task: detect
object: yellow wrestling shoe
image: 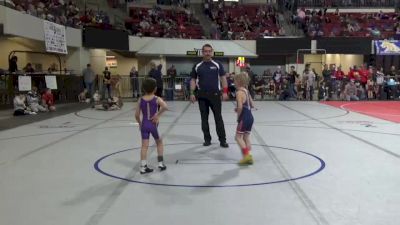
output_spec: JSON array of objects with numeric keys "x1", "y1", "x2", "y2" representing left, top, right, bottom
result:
[{"x1": 238, "y1": 154, "x2": 253, "y2": 166}]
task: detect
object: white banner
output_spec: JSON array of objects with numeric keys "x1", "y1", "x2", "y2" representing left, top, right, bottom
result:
[
  {"x1": 18, "y1": 76, "x2": 32, "y2": 91},
  {"x1": 44, "y1": 21, "x2": 67, "y2": 54},
  {"x1": 45, "y1": 76, "x2": 58, "y2": 90}
]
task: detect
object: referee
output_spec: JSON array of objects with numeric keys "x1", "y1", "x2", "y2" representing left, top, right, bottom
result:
[{"x1": 190, "y1": 44, "x2": 229, "y2": 148}]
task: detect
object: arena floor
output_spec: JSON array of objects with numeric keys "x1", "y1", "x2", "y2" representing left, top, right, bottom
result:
[{"x1": 1, "y1": 101, "x2": 400, "y2": 225}]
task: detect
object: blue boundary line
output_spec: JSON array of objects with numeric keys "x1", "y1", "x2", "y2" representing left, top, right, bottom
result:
[{"x1": 94, "y1": 143, "x2": 326, "y2": 188}]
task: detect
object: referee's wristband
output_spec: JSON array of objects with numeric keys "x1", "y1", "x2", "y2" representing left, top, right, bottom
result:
[{"x1": 223, "y1": 87, "x2": 228, "y2": 94}]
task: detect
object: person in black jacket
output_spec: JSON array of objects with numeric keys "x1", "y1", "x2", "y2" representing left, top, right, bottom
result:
[
  {"x1": 148, "y1": 62, "x2": 163, "y2": 97},
  {"x1": 8, "y1": 56, "x2": 18, "y2": 73}
]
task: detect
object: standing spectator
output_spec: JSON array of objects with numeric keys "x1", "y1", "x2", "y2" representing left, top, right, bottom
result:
[
  {"x1": 348, "y1": 65, "x2": 360, "y2": 82},
  {"x1": 245, "y1": 65, "x2": 256, "y2": 99},
  {"x1": 167, "y1": 65, "x2": 177, "y2": 89},
  {"x1": 322, "y1": 64, "x2": 332, "y2": 97},
  {"x1": 130, "y1": 66, "x2": 139, "y2": 98},
  {"x1": 148, "y1": 63, "x2": 163, "y2": 97},
  {"x1": 24, "y1": 63, "x2": 35, "y2": 73},
  {"x1": 42, "y1": 88, "x2": 56, "y2": 111},
  {"x1": 303, "y1": 67, "x2": 316, "y2": 100},
  {"x1": 272, "y1": 66, "x2": 284, "y2": 96},
  {"x1": 102, "y1": 67, "x2": 112, "y2": 99},
  {"x1": 82, "y1": 64, "x2": 95, "y2": 97},
  {"x1": 375, "y1": 67, "x2": 385, "y2": 99},
  {"x1": 358, "y1": 64, "x2": 369, "y2": 88},
  {"x1": 8, "y1": 56, "x2": 18, "y2": 73},
  {"x1": 48, "y1": 63, "x2": 57, "y2": 74},
  {"x1": 113, "y1": 74, "x2": 122, "y2": 97},
  {"x1": 389, "y1": 65, "x2": 398, "y2": 79},
  {"x1": 288, "y1": 66, "x2": 298, "y2": 98}
]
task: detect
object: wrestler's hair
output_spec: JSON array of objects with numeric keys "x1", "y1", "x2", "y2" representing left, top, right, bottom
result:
[
  {"x1": 142, "y1": 78, "x2": 157, "y2": 94},
  {"x1": 234, "y1": 72, "x2": 249, "y2": 87}
]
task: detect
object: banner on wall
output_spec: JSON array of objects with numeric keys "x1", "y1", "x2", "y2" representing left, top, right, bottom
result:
[
  {"x1": 18, "y1": 76, "x2": 31, "y2": 91},
  {"x1": 375, "y1": 40, "x2": 400, "y2": 55},
  {"x1": 45, "y1": 76, "x2": 58, "y2": 90},
  {"x1": 44, "y1": 21, "x2": 68, "y2": 54}
]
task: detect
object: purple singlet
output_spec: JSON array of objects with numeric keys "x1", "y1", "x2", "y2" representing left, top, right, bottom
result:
[{"x1": 140, "y1": 96, "x2": 160, "y2": 140}]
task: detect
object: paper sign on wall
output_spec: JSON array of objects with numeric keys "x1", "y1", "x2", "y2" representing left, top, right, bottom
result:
[
  {"x1": 18, "y1": 76, "x2": 32, "y2": 91},
  {"x1": 45, "y1": 76, "x2": 58, "y2": 90}
]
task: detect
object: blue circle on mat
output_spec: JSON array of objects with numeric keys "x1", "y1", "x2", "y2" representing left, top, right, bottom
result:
[{"x1": 94, "y1": 143, "x2": 326, "y2": 188}]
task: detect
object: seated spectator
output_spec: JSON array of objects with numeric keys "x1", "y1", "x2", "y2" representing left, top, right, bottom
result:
[
  {"x1": 356, "y1": 82, "x2": 367, "y2": 100},
  {"x1": 93, "y1": 90, "x2": 101, "y2": 104},
  {"x1": 27, "y1": 86, "x2": 48, "y2": 112},
  {"x1": 279, "y1": 79, "x2": 291, "y2": 101},
  {"x1": 344, "y1": 80, "x2": 359, "y2": 101},
  {"x1": 14, "y1": 92, "x2": 35, "y2": 116},
  {"x1": 78, "y1": 89, "x2": 89, "y2": 103},
  {"x1": 254, "y1": 75, "x2": 266, "y2": 99},
  {"x1": 318, "y1": 82, "x2": 329, "y2": 101},
  {"x1": 42, "y1": 88, "x2": 56, "y2": 111},
  {"x1": 267, "y1": 79, "x2": 275, "y2": 96}
]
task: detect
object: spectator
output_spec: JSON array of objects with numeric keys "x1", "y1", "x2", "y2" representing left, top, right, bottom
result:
[
  {"x1": 288, "y1": 65, "x2": 298, "y2": 98},
  {"x1": 344, "y1": 80, "x2": 359, "y2": 101},
  {"x1": 42, "y1": 88, "x2": 56, "y2": 111},
  {"x1": 318, "y1": 82, "x2": 329, "y2": 101},
  {"x1": 356, "y1": 82, "x2": 367, "y2": 100},
  {"x1": 82, "y1": 64, "x2": 95, "y2": 97},
  {"x1": 303, "y1": 67, "x2": 316, "y2": 100},
  {"x1": 8, "y1": 56, "x2": 18, "y2": 73},
  {"x1": 167, "y1": 65, "x2": 177, "y2": 89},
  {"x1": 359, "y1": 64, "x2": 369, "y2": 87},
  {"x1": 24, "y1": 63, "x2": 35, "y2": 73},
  {"x1": 13, "y1": 92, "x2": 35, "y2": 116},
  {"x1": 102, "y1": 67, "x2": 112, "y2": 99},
  {"x1": 113, "y1": 74, "x2": 122, "y2": 97},
  {"x1": 27, "y1": 86, "x2": 48, "y2": 112},
  {"x1": 48, "y1": 63, "x2": 57, "y2": 74},
  {"x1": 273, "y1": 66, "x2": 284, "y2": 95},
  {"x1": 279, "y1": 79, "x2": 291, "y2": 100},
  {"x1": 78, "y1": 89, "x2": 88, "y2": 103},
  {"x1": 253, "y1": 75, "x2": 266, "y2": 99},
  {"x1": 130, "y1": 66, "x2": 139, "y2": 98},
  {"x1": 148, "y1": 62, "x2": 163, "y2": 97}
]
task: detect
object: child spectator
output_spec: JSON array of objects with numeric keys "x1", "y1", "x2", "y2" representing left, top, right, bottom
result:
[
  {"x1": 42, "y1": 88, "x2": 56, "y2": 111},
  {"x1": 27, "y1": 86, "x2": 48, "y2": 112},
  {"x1": 14, "y1": 92, "x2": 35, "y2": 116}
]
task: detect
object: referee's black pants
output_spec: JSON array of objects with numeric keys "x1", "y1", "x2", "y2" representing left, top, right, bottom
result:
[{"x1": 197, "y1": 90, "x2": 226, "y2": 143}]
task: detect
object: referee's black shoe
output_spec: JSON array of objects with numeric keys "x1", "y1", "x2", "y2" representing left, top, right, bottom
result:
[
  {"x1": 220, "y1": 142, "x2": 229, "y2": 148},
  {"x1": 203, "y1": 141, "x2": 211, "y2": 146}
]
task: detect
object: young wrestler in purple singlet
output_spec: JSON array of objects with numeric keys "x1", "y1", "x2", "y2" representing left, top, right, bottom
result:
[
  {"x1": 234, "y1": 72, "x2": 255, "y2": 165},
  {"x1": 135, "y1": 78, "x2": 168, "y2": 174}
]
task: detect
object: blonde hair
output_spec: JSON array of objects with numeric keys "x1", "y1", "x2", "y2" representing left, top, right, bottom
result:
[{"x1": 234, "y1": 72, "x2": 249, "y2": 87}]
